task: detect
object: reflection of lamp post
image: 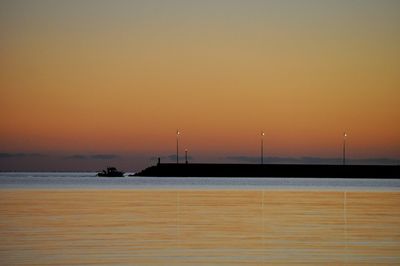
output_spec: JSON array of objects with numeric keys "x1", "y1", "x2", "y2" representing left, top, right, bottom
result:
[
  {"x1": 176, "y1": 130, "x2": 180, "y2": 164},
  {"x1": 261, "y1": 131, "x2": 265, "y2": 164},
  {"x1": 185, "y1": 149, "x2": 188, "y2": 164},
  {"x1": 343, "y1": 132, "x2": 347, "y2": 165}
]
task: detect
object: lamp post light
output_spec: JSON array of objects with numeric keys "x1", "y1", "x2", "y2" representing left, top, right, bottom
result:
[
  {"x1": 261, "y1": 131, "x2": 265, "y2": 165},
  {"x1": 176, "y1": 130, "x2": 180, "y2": 164},
  {"x1": 343, "y1": 132, "x2": 347, "y2": 165}
]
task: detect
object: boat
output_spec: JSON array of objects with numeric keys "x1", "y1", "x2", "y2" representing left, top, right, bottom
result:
[{"x1": 97, "y1": 167, "x2": 124, "y2": 177}]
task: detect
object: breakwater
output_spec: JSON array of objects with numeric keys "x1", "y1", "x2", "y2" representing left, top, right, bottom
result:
[{"x1": 135, "y1": 163, "x2": 400, "y2": 178}]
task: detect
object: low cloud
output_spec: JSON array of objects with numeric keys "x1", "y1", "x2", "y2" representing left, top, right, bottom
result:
[
  {"x1": 226, "y1": 156, "x2": 312, "y2": 164},
  {"x1": 226, "y1": 156, "x2": 262, "y2": 163},
  {"x1": 91, "y1": 154, "x2": 119, "y2": 160},
  {"x1": 64, "y1": 154, "x2": 119, "y2": 160},
  {"x1": 226, "y1": 156, "x2": 399, "y2": 165},
  {"x1": 227, "y1": 155, "x2": 341, "y2": 164},
  {"x1": 65, "y1": 154, "x2": 88, "y2": 160},
  {"x1": 0, "y1": 153, "x2": 45, "y2": 158},
  {"x1": 150, "y1": 154, "x2": 194, "y2": 163},
  {"x1": 350, "y1": 157, "x2": 400, "y2": 165}
]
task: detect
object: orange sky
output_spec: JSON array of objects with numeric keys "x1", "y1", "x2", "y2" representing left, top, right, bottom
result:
[{"x1": 1, "y1": 1, "x2": 399, "y2": 170}]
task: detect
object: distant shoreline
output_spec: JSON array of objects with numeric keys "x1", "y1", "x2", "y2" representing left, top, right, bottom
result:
[{"x1": 135, "y1": 163, "x2": 400, "y2": 179}]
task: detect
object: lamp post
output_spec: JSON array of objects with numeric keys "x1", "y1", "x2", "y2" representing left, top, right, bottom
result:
[
  {"x1": 185, "y1": 149, "x2": 188, "y2": 164},
  {"x1": 343, "y1": 132, "x2": 347, "y2": 165},
  {"x1": 176, "y1": 130, "x2": 180, "y2": 164},
  {"x1": 261, "y1": 131, "x2": 265, "y2": 164}
]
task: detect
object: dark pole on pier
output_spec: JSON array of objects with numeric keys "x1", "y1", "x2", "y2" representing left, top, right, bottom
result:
[
  {"x1": 176, "y1": 130, "x2": 180, "y2": 164},
  {"x1": 185, "y1": 149, "x2": 188, "y2": 164},
  {"x1": 261, "y1": 131, "x2": 265, "y2": 164},
  {"x1": 343, "y1": 132, "x2": 347, "y2": 165}
]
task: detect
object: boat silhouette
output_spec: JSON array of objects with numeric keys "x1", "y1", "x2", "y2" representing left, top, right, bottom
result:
[{"x1": 97, "y1": 167, "x2": 124, "y2": 177}]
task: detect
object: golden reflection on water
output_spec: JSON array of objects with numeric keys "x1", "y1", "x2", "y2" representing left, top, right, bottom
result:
[{"x1": 0, "y1": 190, "x2": 399, "y2": 265}]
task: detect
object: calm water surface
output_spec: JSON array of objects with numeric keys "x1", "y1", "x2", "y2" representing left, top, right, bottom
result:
[
  {"x1": 0, "y1": 173, "x2": 399, "y2": 265},
  {"x1": 1, "y1": 172, "x2": 400, "y2": 190}
]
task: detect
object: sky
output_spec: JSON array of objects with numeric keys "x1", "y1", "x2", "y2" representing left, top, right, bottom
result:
[{"x1": 1, "y1": 0, "x2": 399, "y2": 171}]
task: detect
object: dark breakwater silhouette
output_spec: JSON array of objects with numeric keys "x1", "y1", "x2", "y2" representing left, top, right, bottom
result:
[{"x1": 135, "y1": 163, "x2": 400, "y2": 178}]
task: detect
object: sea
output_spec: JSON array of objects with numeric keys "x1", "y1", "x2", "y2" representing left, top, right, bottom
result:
[{"x1": 1, "y1": 172, "x2": 400, "y2": 265}]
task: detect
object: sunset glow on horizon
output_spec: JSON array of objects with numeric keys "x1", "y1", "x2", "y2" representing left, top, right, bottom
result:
[{"x1": 1, "y1": 1, "x2": 399, "y2": 171}]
